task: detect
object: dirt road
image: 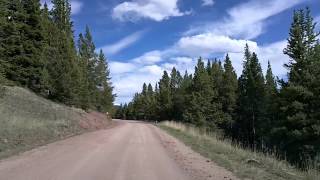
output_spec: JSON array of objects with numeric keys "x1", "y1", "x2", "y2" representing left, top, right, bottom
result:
[{"x1": 0, "y1": 120, "x2": 236, "y2": 180}]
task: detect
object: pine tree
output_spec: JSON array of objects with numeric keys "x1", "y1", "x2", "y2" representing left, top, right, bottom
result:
[
  {"x1": 0, "y1": 0, "x2": 45, "y2": 90},
  {"x1": 95, "y1": 50, "x2": 114, "y2": 112},
  {"x1": 20, "y1": 0, "x2": 45, "y2": 90},
  {"x1": 262, "y1": 61, "x2": 279, "y2": 146},
  {"x1": 78, "y1": 26, "x2": 99, "y2": 107},
  {"x1": 51, "y1": 0, "x2": 72, "y2": 35},
  {"x1": 220, "y1": 54, "x2": 238, "y2": 132},
  {"x1": 206, "y1": 60, "x2": 212, "y2": 75},
  {"x1": 45, "y1": 0, "x2": 80, "y2": 105},
  {"x1": 1, "y1": 0, "x2": 23, "y2": 83},
  {"x1": 170, "y1": 67, "x2": 183, "y2": 120},
  {"x1": 183, "y1": 57, "x2": 221, "y2": 127},
  {"x1": 236, "y1": 45, "x2": 265, "y2": 147},
  {"x1": 0, "y1": 0, "x2": 8, "y2": 83},
  {"x1": 157, "y1": 71, "x2": 172, "y2": 120},
  {"x1": 146, "y1": 83, "x2": 156, "y2": 120},
  {"x1": 142, "y1": 83, "x2": 147, "y2": 96},
  {"x1": 283, "y1": 10, "x2": 305, "y2": 84},
  {"x1": 276, "y1": 8, "x2": 320, "y2": 165}
]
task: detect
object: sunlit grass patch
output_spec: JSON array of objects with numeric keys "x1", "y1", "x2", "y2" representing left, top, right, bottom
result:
[
  {"x1": 160, "y1": 121, "x2": 319, "y2": 180},
  {"x1": 0, "y1": 86, "x2": 85, "y2": 159}
]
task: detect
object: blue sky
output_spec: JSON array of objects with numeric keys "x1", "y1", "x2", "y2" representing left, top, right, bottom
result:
[{"x1": 41, "y1": 0, "x2": 320, "y2": 104}]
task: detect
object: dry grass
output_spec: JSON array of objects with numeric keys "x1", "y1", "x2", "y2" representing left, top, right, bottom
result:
[
  {"x1": 160, "y1": 121, "x2": 319, "y2": 180},
  {"x1": 0, "y1": 86, "x2": 86, "y2": 159}
]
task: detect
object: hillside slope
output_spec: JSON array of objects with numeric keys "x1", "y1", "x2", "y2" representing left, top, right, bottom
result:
[{"x1": 0, "y1": 86, "x2": 111, "y2": 159}]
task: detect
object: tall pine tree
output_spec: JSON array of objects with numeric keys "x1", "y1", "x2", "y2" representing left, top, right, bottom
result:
[
  {"x1": 220, "y1": 54, "x2": 238, "y2": 133},
  {"x1": 276, "y1": 8, "x2": 320, "y2": 165}
]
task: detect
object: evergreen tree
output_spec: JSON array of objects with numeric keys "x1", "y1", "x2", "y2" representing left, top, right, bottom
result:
[
  {"x1": 146, "y1": 83, "x2": 156, "y2": 120},
  {"x1": 78, "y1": 26, "x2": 98, "y2": 107},
  {"x1": 262, "y1": 61, "x2": 279, "y2": 146},
  {"x1": 276, "y1": 8, "x2": 320, "y2": 165},
  {"x1": 264, "y1": 61, "x2": 278, "y2": 118},
  {"x1": 170, "y1": 67, "x2": 183, "y2": 120},
  {"x1": 157, "y1": 71, "x2": 172, "y2": 120},
  {"x1": 0, "y1": 0, "x2": 8, "y2": 82},
  {"x1": 0, "y1": 0, "x2": 45, "y2": 90},
  {"x1": 95, "y1": 50, "x2": 115, "y2": 112},
  {"x1": 220, "y1": 54, "x2": 238, "y2": 132},
  {"x1": 46, "y1": 0, "x2": 80, "y2": 105},
  {"x1": 236, "y1": 45, "x2": 266, "y2": 147},
  {"x1": 51, "y1": 0, "x2": 72, "y2": 35},
  {"x1": 184, "y1": 58, "x2": 221, "y2": 127},
  {"x1": 1, "y1": 0, "x2": 23, "y2": 83},
  {"x1": 142, "y1": 83, "x2": 147, "y2": 96}
]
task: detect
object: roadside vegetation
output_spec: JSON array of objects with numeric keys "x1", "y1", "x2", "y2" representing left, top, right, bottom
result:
[
  {"x1": 160, "y1": 121, "x2": 318, "y2": 180},
  {"x1": 116, "y1": 8, "x2": 320, "y2": 170},
  {"x1": 0, "y1": 86, "x2": 111, "y2": 159}
]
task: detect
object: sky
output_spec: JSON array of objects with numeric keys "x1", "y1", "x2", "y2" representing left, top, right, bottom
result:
[{"x1": 41, "y1": 0, "x2": 320, "y2": 104}]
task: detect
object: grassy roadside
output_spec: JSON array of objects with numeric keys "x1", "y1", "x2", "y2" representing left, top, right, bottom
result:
[
  {"x1": 159, "y1": 121, "x2": 318, "y2": 180},
  {"x1": 0, "y1": 86, "x2": 109, "y2": 159}
]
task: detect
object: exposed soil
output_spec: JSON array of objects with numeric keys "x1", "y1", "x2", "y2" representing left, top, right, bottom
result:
[{"x1": 79, "y1": 111, "x2": 114, "y2": 130}]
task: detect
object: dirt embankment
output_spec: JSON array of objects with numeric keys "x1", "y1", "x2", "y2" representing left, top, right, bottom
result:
[
  {"x1": 0, "y1": 86, "x2": 112, "y2": 159},
  {"x1": 79, "y1": 111, "x2": 114, "y2": 130}
]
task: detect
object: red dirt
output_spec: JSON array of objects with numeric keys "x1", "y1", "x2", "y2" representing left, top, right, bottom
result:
[{"x1": 79, "y1": 111, "x2": 112, "y2": 130}]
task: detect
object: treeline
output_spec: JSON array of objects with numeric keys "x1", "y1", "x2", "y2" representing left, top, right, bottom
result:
[
  {"x1": 115, "y1": 8, "x2": 320, "y2": 167},
  {"x1": 0, "y1": 0, "x2": 114, "y2": 112}
]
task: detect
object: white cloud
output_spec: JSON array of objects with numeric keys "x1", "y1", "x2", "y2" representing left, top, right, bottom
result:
[
  {"x1": 40, "y1": 0, "x2": 83, "y2": 15},
  {"x1": 111, "y1": 54, "x2": 198, "y2": 104},
  {"x1": 109, "y1": 62, "x2": 137, "y2": 74},
  {"x1": 257, "y1": 40, "x2": 288, "y2": 77},
  {"x1": 112, "y1": 0, "x2": 188, "y2": 22},
  {"x1": 164, "y1": 57, "x2": 197, "y2": 74},
  {"x1": 100, "y1": 31, "x2": 145, "y2": 55},
  {"x1": 133, "y1": 50, "x2": 164, "y2": 64},
  {"x1": 139, "y1": 65, "x2": 163, "y2": 75},
  {"x1": 187, "y1": 0, "x2": 305, "y2": 39},
  {"x1": 111, "y1": 64, "x2": 163, "y2": 104},
  {"x1": 176, "y1": 33, "x2": 258, "y2": 57},
  {"x1": 202, "y1": 0, "x2": 215, "y2": 6}
]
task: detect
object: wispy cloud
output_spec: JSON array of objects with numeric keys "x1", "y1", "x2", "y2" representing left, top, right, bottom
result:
[
  {"x1": 187, "y1": 0, "x2": 305, "y2": 39},
  {"x1": 202, "y1": 0, "x2": 215, "y2": 7},
  {"x1": 100, "y1": 30, "x2": 145, "y2": 55},
  {"x1": 112, "y1": 0, "x2": 189, "y2": 22}
]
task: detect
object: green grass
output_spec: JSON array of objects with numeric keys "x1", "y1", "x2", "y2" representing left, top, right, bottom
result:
[
  {"x1": 160, "y1": 121, "x2": 319, "y2": 180},
  {"x1": 0, "y1": 86, "x2": 87, "y2": 159}
]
